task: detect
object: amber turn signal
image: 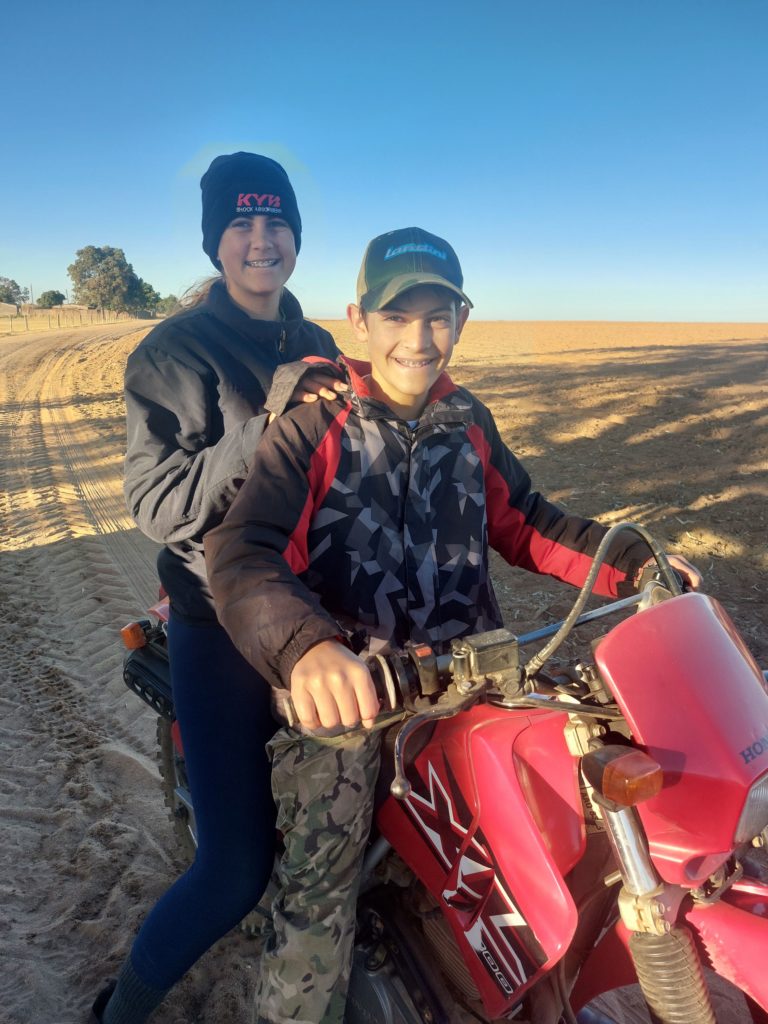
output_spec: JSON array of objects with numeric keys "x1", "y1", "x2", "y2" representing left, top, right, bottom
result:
[
  {"x1": 121, "y1": 622, "x2": 147, "y2": 650},
  {"x1": 582, "y1": 745, "x2": 663, "y2": 807},
  {"x1": 603, "y1": 751, "x2": 663, "y2": 805}
]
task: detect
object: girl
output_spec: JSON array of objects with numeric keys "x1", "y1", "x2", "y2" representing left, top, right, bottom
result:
[{"x1": 90, "y1": 152, "x2": 344, "y2": 1024}]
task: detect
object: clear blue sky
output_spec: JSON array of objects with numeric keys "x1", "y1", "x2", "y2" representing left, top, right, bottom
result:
[{"x1": 2, "y1": 0, "x2": 766, "y2": 320}]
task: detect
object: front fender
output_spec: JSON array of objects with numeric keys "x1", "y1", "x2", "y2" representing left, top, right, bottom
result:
[
  {"x1": 685, "y1": 881, "x2": 768, "y2": 1011},
  {"x1": 572, "y1": 882, "x2": 768, "y2": 1013}
]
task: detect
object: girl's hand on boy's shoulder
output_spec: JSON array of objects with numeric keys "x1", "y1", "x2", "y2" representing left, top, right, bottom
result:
[
  {"x1": 294, "y1": 373, "x2": 349, "y2": 404},
  {"x1": 290, "y1": 639, "x2": 378, "y2": 732},
  {"x1": 268, "y1": 374, "x2": 349, "y2": 424}
]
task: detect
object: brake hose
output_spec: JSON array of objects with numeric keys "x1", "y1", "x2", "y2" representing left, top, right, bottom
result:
[{"x1": 523, "y1": 521, "x2": 682, "y2": 682}]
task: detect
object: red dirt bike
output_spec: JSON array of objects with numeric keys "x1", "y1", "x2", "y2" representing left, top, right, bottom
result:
[{"x1": 121, "y1": 523, "x2": 768, "y2": 1023}]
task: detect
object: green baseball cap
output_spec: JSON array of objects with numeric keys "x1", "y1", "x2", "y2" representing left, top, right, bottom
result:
[{"x1": 356, "y1": 226, "x2": 473, "y2": 312}]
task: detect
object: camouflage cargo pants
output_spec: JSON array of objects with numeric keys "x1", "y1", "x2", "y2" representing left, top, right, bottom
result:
[{"x1": 255, "y1": 726, "x2": 382, "y2": 1024}]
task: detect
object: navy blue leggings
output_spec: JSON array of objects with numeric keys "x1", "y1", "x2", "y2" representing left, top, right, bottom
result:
[{"x1": 128, "y1": 614, "x2": 277, "y2": 990}]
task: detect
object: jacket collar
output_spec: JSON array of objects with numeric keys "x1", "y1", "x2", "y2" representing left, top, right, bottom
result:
[
  {"x1": 340, "y1": 356, "x2": 470, "y2": 424},
  {"x1": 205, "y1": 279, "x2": 307, "y2": 352}
]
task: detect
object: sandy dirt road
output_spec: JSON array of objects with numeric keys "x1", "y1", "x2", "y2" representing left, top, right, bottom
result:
[
  {"x1": 0, "y1": 319, "x2": 766, "y2": 1022},
  {"x1": 0, "y1": 323, "x2": 255, "y2": 1023}
]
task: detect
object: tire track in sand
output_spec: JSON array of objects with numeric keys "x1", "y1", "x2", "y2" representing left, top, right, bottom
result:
[
  {"x1": 0, "y1": 327, "x2": 159, "y2": 732},
  {"x1": 0, "y1": 324, "x2": 190, "y2": 1023}
]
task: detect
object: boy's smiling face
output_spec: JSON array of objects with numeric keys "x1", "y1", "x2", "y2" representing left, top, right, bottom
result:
[{"x1": 347, "y1": 285, "x2": 469, "y2": 420}]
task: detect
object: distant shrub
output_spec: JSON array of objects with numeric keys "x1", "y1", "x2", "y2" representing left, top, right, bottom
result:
[{"x1": 38, "y1": 290, "x2": 66, "y2": 308}]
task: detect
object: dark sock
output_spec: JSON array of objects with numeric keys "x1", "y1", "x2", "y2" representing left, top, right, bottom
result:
[{"x1": 101, "y1": 957, "x2": 169, "y2": 1024}]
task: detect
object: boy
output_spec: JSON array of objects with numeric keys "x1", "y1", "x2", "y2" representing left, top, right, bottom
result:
[{"x1": 204, "y1": 227, "x2": 698, "y2": 1023}]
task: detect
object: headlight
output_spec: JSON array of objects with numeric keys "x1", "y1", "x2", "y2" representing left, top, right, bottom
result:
[{"x1": 735, "y1": 773, "x2": 768, "y2": 844}]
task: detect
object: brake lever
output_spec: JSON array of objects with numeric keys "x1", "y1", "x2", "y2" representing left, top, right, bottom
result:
[{"x1": 390, "y1": 680, "x2": 490, "y2": 799}]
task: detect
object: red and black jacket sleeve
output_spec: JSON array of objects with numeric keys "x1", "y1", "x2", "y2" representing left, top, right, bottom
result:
[
  {"x1": 467, "y1": 398, "x2": 648, "y2": 596},
  {"x1": 204, "y1": 400, "x2": 349, "y2": 689}
]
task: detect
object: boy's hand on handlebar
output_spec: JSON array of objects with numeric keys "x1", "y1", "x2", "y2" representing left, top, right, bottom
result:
[
  {"x1": 640, "y1": 554, "x2": 702, "y2": 592},
  {"x1": 289, "y1": 639, "x2": 379, "y2": 731},
  {"x1": 666, "y1": 555, "x2": 702, "y2": 590}
]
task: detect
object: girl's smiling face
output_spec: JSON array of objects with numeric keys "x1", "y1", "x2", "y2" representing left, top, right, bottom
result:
[{"x1": 217, "y1": 215, "x2": 297, "y2": 318}]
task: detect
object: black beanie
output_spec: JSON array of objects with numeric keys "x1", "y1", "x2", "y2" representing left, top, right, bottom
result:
[{"x1": 200, "y1": 152, "x2": 302, "y2": 266}]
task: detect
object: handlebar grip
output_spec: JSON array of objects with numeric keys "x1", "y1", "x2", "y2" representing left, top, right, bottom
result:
[
  {"x1": 274, "y1": 645, "x2": 408, "y2": 730},
  {"x1": 639, "y1": 565, "x2": 686, "y2": 593}
]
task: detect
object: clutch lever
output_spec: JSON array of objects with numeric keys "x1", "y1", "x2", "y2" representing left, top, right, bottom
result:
[{"x1": 390, "y1": 679, "x2": 490, "y2": 799}]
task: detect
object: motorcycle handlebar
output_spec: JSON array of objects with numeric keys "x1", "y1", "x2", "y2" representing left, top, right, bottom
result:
[
  {"x1": 282, "y1": 524, "x2": 672, "y2": 734},
  {"x1": 310, "y1": 540, "x2": 681, "y2": 743},
  {"x1": 282, "y1": 524, "x2": 681, "y2": 797},
  {"x1": 364, "y1": 584, "x2": 649, "y2": 716},
  {"x1": 366, "y1": 522, "x2": 675, "y2": 712}
]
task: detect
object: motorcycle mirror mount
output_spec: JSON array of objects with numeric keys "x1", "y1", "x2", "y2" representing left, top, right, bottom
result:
[{"x1": 582, "y1": 744, "x2": 663, "y2": 808}]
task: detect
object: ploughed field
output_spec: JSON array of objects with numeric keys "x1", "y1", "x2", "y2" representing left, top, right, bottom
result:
[{"x1": 0, "y1": 319, "x2": 765, "y2": 1022}]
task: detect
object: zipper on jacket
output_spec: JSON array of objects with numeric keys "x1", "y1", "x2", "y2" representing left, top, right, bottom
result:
[{"x1": 278, "y1": 329, "x2": 286, "y2": 354}]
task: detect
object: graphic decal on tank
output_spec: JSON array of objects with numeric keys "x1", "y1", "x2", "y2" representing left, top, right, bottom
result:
[{"x1": 405, "y1": 758, "x2": 544, "y2": 996}]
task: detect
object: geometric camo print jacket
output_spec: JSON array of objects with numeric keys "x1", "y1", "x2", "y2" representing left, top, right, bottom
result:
[{"x1": 205, "y1": 357, "x2": 648, "y2": 691}]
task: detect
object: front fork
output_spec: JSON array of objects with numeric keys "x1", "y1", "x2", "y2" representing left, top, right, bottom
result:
[{"x1": 598, "y1": 800, "x2": 716, "y2": 1024}]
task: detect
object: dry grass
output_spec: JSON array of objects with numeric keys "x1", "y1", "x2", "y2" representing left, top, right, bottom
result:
[
  {"x1": 313, "y1": 318, "x2": 768, "y2": 361},
  {"x1": 0, "y1": 308, "x2": 142, "y2": 336}
]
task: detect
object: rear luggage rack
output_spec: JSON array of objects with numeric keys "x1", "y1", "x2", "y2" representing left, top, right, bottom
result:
[{"x1": 123, "y1": 640, "x2": 174, "y2": 720}]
